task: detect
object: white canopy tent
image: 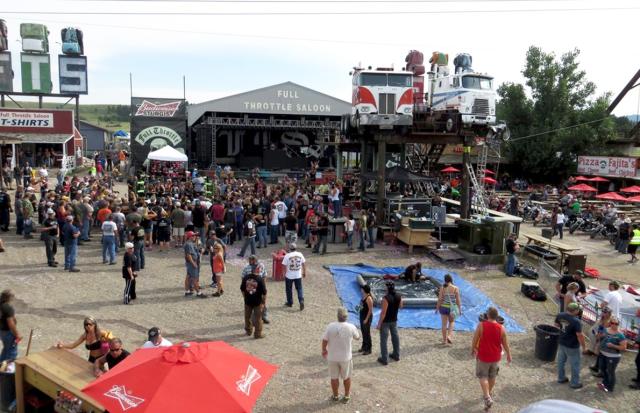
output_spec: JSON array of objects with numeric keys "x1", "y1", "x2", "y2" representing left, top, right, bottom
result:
[{"x1": 146, "y1": 146, "x2": 188, "y2": 162}]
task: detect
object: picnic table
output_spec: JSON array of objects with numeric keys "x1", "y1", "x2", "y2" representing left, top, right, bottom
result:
[{"x1": 520, "y1": 232, "x2": 581, "y2": 272}]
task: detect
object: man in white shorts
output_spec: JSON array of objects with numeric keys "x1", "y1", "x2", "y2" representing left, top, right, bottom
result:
[{"x1": 321, "y1": 307, "x2": 360, "y2": 404}]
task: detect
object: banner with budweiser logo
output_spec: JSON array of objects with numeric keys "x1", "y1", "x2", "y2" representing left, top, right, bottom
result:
[
  {"x1": 131, "y1": 97, "x2": 186, "y2": 119},
  {"x1": 130, "y1": 97, "x2": 187, "y2": 167}
]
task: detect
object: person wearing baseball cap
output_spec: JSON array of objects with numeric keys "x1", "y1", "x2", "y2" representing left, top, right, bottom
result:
[
  {"x1": 41, "y1": 208, "x2": 59, "y2": 267},
  {"x1": 142, "y1": 327, "x2": 172, "y2": 348},
  {"x1": 62, "y1": 214, "x2": 81, "y2": 272},
  {"x1": 183, "y1": 231, "x2": 206, "y2": 298},
  {"x1": 554, "y1": 302, "x2": 586, "y2": 389}
]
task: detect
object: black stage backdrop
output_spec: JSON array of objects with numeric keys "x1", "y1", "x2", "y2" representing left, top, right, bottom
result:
[{"x1": 130, "y1": 97, "x2": 187, "y2": 167}]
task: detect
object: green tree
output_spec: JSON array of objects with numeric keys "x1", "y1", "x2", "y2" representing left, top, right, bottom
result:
[{"x1": 498, "y1": 46, "x2": 616, "y2": 181}]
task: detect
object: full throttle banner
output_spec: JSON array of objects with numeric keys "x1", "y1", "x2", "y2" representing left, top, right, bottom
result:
[{"x1": 130, "y1": 97, "x2": 186, "y2": 167}]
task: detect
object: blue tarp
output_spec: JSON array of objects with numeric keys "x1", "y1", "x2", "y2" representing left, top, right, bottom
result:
[{"x1": 327, "y1": 264, "x2": 524, "y2": 333}]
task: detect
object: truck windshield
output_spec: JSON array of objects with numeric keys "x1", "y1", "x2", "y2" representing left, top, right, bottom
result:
[
  {"x1": 461, "y1": 76, "x2": 493, "y2": 90},
  {"x1": 360, "y1": 73, "x2": 387, "y2": 87},
  {"x1": 388, "y1": 74, "x2": 412, "y2": 87}
]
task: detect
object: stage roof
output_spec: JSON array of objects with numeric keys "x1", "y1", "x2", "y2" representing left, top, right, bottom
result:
[{"x1": 187, "y1": 81, "x2": 351, "y2": 126}]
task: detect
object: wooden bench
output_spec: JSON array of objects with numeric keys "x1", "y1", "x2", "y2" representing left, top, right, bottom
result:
[{"x1": 520, "y1": 232, "x2": 581, "y2": 271}]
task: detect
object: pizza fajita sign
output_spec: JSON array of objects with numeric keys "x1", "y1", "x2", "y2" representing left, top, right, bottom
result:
[{"x1": 577, "y1": 156, "x2": 638, "y2": 178}]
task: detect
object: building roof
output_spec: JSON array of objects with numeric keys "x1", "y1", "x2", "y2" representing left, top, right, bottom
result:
[
  {"x1": 0, "y1": 132, "x2": 73, "y2": 144},
  {"x1": 187, "y1": 81, "x2": 351, "y2": 126},
  {"x1": 79, "y1": 120, "x2": 111, "y2": 133}
]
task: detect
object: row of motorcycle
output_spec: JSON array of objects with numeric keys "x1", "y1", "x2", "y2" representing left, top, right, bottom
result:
[{"x1": 522, "y1": 201, "x2": 618, "y2": 243}]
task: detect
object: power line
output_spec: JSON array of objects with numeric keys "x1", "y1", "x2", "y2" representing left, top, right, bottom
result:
[
  {"x1": 80, "y1": 0, "x2": 583, "y2": 2},
  {"x1": 3, "y1": 6, "x2": 639, "y2": 16},
  {"x1": 508, "y1": 117, "x2": 612, "y2": 142},
  {"x1": 8, "y1": 17, "x2": 418, "y2": 47}
]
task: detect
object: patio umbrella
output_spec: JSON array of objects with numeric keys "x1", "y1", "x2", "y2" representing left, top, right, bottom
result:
[
  {"x1": 83, "y1": 341, "x2": 278, "y2": 413},
  {"x1": 595, "y1": 192, "x2": 627, "y2": 202},
  {"x1": 587, "y1": 176, "x2": 609, "y2": 182},
  {"x1": 483, "y1": 177, "x2": 497, "y2": 185},
  {"x1": 483, "y1": 169, "x2": 496, "y2": 175},
  {"x1": 626, "y1": 195, "x2": 640, "y2": 203},
  {"x1": 441, "y1": 166, "x2": 460, "y2": 173},
  {"x1": 567, "y1": 183, "x2": 597, "y2": 192},
  {"x1": 620, "y1": 185, "x2": 640, "y2": 194},
  {"x1": 573, "y1": 176, "x2": 589, "y2": 181}
]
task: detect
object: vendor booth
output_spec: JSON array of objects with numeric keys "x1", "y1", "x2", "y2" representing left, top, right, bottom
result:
[
  {"x1": 14, "y1": 348, "x2": 106, "y2": 413},
  {"x1": 0, "y1": 109, "x2": 84, "y2": 169}
]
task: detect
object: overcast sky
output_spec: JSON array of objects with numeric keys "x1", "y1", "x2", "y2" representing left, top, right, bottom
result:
[{"x1": 3, "y1": 0, "x2": 640, "y2": 117}]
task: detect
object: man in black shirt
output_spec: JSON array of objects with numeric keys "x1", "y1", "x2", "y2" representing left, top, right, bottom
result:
[
  {"x1": 554, "y1": 302, "x2": 586, "y2": 389},
  {"x1": 0, "y1": 290, "x2": 21, "y2": 362},
  {"x1": 296, "y1": 197, "x2": 308, "y2": 238},
  {"x1": 555, "y1": 271, "x2": 587, "y2": 312},
  {"x1": 192, "y1": 200, "x2": 207, "y2": 246},
  {"x1": 0, "y1": 189, "x2": 11, "y2": 232},
  {"x1": 41, "y1": 209, "x2": 59, "y2": 267},
  {"x1": 284, "y1": 210, "x2": 298, "y2": 248},
  {"x1": 313, "y1": 213, "x2": 329, "y2": 255},
  {"x1": 94, "y1": 338, "x2": 130, "y2": 377},
  {"x1": 377, "y1": 281, "x2": 402, "y2": 365},
  {"x1": 504, "y1": 234, "x2": 519, "y2": 277},
  {"x1": 240, "y1": 265, "x2": 267, "y2": 339}
]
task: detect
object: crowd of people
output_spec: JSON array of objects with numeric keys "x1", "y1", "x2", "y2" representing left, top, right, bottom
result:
[{"x1": 0, "y1": 158, "x2": 639, "y2": 412}]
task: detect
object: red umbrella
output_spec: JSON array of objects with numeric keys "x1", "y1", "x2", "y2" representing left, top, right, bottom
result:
[
  {"x1": 573, "y1": 176, "x2": 589, "y2": 181},
  {"x1": 568, "y1": 183, "x2": 597, "y2": 192},
  {"x1": 483, "y1": 177, "x2": 497, "y2": 185},
  {"x1": 595, "y1": 192, "x2": 627, "y2": 202},
  {"x1": 620, "y1": 185, "x2": 640, "y2": 194},
  {"x1": 483, "y1": 169, "x2": 496, "y2": 175},
  {"x1": 83, "y1": 342, "x2": 278, "y2": 413},
  {"x1": 587, "y1": 176, "x2": 609, "y2": 182},
  {"x1": 626, "y1": 195, "x2": 640, "y2": 203},
  {"x1": 441, "y1": 166, "x2": 460, "y2": 173}
]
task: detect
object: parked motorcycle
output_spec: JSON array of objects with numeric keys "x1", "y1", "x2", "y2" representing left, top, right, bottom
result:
[
  {"x1": 590, "y1": 219, "x2": 618, "y2": 243},
  {"x1": 569, "y1": 216, "x2": 598, "y2": 234}
]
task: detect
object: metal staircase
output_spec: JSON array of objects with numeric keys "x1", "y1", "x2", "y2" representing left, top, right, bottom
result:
[{"x1": 465, "y1": 161, "x2": 487, "y2": 216}]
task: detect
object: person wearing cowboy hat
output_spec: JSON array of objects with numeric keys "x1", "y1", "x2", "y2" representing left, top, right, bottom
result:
[{"x1": 41, "y1": 209, "x2": 59, "y2": 267}]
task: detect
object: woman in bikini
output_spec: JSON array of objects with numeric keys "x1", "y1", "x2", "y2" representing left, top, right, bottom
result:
[
  {"x1": 436, "y1": 274, "x2": 462, "y2": 345},
  {"x1": 55, "y1": 317, "x2": 107, "y2": 362}
]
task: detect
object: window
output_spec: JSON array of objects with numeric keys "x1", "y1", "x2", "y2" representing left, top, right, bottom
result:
[
  {"x1": 461, "y1": 76, "x2": 493, "y2": 90},
  {"x1": 387, "y1": 74, "x2": 412, "y2": 87},
  {"x1": 453, "y1": 78, "x2": 460, "y2": 87},
  {"x1": 359, "y1": 73, "x2": 387, "y2": 87}
]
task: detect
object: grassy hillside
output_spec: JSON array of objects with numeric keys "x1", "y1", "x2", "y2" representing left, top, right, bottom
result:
[{"x1": 0, "y1": 101, "x2": 130, "y2": 132}]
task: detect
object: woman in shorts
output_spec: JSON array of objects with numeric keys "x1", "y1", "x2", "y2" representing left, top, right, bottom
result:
[{"x1": 436, "y1": 274, "x2": 462, "y2": 345}]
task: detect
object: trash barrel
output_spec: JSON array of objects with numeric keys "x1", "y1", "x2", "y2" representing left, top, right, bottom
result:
[
  {"x1": 534, "y1": 324, "x2": 560, "y2": 362},
  {"x1": 0, "y1": 371, "x2": 15, "y2": 411},
  {"x1": 271, "y1": 249, "x2": 287, "y2": 281}
]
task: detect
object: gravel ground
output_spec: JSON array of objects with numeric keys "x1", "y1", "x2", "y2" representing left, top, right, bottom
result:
[{"x1": 1, "y1": 202, "x2": 639, "y2": 412}]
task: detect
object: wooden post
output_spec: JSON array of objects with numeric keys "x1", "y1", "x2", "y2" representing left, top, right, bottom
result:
[
  {"x1": 359, "y1": 140, "x2": 367, "y2": 200},
  {"x1": 376, "y1": 137, "x2": 386, "y2": 224},
  {"x1": 461, "y1": 145, "x2": 471, "y2": 219}
]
